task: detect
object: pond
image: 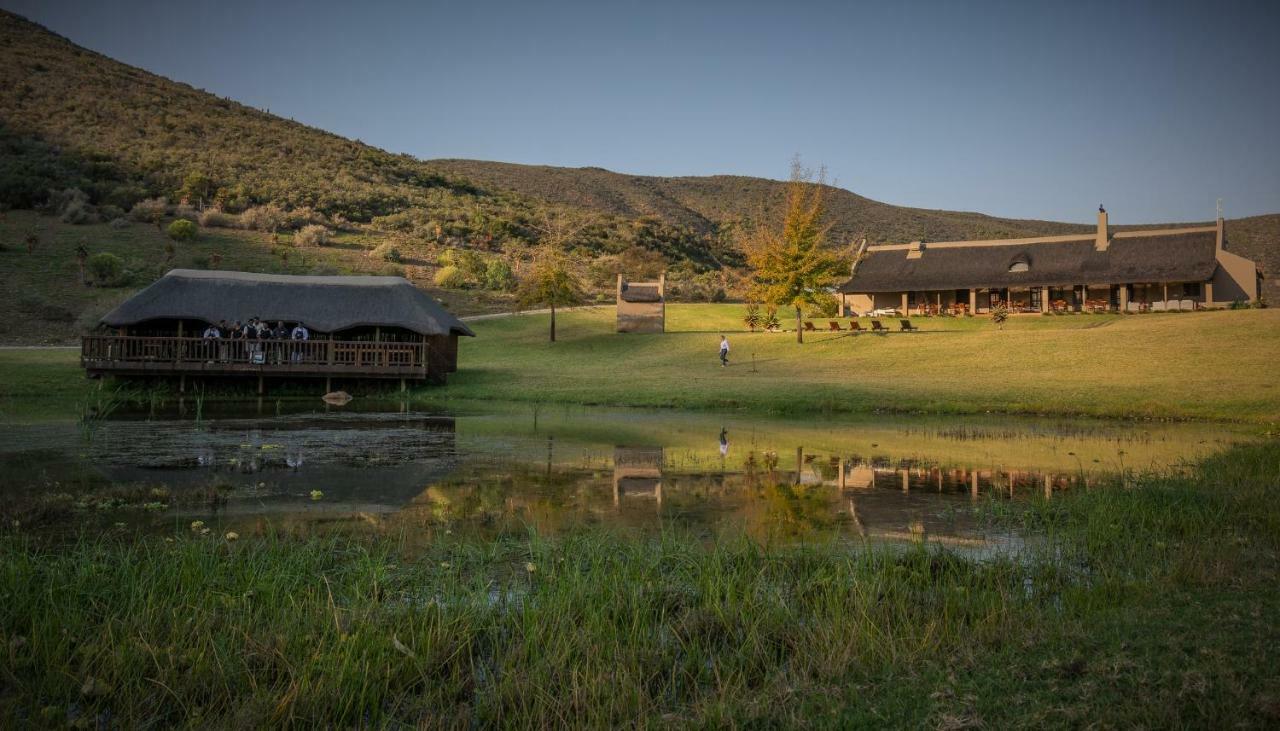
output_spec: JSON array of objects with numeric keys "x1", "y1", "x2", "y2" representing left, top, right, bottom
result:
[{"x1": 0, "y1": 399, "x2": 1258, "y2": 554}]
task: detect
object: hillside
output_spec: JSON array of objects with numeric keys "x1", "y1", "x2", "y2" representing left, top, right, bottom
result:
[{"x1": 0, "y1": 7, "x2": 1273, "y2": 320}]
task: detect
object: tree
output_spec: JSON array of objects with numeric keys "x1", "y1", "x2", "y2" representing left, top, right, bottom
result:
[
  {"x1": 740, "y1": 159, "x2": 849, "y2": 343},
  {"x1": 167, "y1": 219, "x2": 197, "y2": 241},
  {"x1": 180, "y1": 171, "x2": 215, "y2": 209},
  {"x1": 75, "y1": 242, "x2": 88, "y2": 285},
  {"x1": 991, "y1": 303, "x2": 1009, "y2": 330},
  {"x1": 517, "y1": 246, "x2": 585, "y2": 342}
]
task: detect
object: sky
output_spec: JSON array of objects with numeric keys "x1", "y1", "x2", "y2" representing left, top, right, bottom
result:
[{"x1": 5, "y1": 0, "x2": 1279, "y2": 223}]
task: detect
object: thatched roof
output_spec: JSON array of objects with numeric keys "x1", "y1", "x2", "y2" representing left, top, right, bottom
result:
[
  {"x1": 101, "y1": 270, "x2": 475, "y2": 336},
  {"x1": 620, "y1": 283, "x2": 662, "y2": 303},
  {"x1": 839, "y1": 230, "x2": 1220, "y2": 293}
]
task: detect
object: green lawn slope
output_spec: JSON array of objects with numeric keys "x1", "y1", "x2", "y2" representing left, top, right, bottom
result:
[{"x1": 441, "y1": 305, "x2": 1280, "y2": 423}]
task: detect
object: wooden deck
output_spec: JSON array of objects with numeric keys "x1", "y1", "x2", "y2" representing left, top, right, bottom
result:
[{"x1": 81, "y1": 336, "x2": 432, "y2": 381}]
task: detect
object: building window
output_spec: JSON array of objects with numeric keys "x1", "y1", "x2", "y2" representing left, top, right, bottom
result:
[
  {"x1": 1009, "y1": 261, "x2": 1029, "y2": 273},
  {"x1": 1183, "y1": 282, "x2": 1201, "y2": 297},
  {"x1": 907, "y1": 291, "x2": 917, "y2": 307},
  {"x1": 1030, "y1": 288, "x2": 1042, "y2": 309}
]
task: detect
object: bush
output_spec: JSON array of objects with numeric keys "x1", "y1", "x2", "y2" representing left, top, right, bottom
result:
[
  {"x1": 87, "y1": 252, "x2": 127, "y2": 287},
  {"x1": 167, "y1": 219, "x2": 197, "y2": 241},
  {"x1": 433, "y1": 265, "x2": 466, "y2": 288},
  {"x1": 47, "y1": 188, "x2": 98, "y2": 224},
  {"x1": 172, "y1": 204, "x2": 199, "y2": 223},
  {"x1": 371, "y1": 242, "x2": 402, "y2": 262},
  {"x1": 240, "y1": 204, "x2": 285, "y2": 233},
  {"x1": 198, "y1": 208, "x2": 239, "y2": 228},
  {"x1": 743, "y1": 303, "x2": 762, "y2": 331},
  {"x1": 129, "y1": 197, "x2": 169, "y2": 223},
  {"x1": 295, "y1": 224, "x2": 330, "y2": 247},
  {"x1": 453, "y1": 249, "x2": 488, "y2": 282},
  {"x1": 109, "y1": 216, "x2": 129, "y2": 229},
  {"x1": 484, "y1": 259, "x2": 517, "y2": 291}
]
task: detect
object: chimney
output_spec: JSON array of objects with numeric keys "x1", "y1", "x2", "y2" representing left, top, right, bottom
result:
[
  {"x1": 1095, "y1": 205, "x2": 1110, "y2": 251},
  {"x1": 1215, "y1": 213, "x2": 1225, "y2": 252}
]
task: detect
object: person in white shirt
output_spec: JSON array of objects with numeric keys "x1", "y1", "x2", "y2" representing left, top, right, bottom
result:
[
  {"x1": 289, "y1": 324, "x2": 309, "y2": 362},
  {"x1": 718, "y1": 335, "x2": 729, "y2": 367}
]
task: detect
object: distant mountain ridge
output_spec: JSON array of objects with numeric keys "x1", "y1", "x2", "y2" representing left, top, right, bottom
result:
[{"x1": 1, "y1": 8, "x2": 1273, "y2": 298}]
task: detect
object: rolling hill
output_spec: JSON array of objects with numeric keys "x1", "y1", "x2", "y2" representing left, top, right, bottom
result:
[{"x1": 0, "y1": 7, "x2": 1274, "y2": 315}]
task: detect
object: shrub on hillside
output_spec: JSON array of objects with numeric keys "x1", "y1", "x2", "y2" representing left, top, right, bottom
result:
[
  {"x1": 87, "y1": 252, "x2": 127, "y2": 287},
  {"x1": 282, "y1": 207, "x2": 326, "y2": 231},
  {"x1": 109, "y1": 217, "x2": 130, "y2": 229},
  {"x1": 197, "y1": 208, "x2": 239, "y2": 228},
  {"x1": 47, "y1": 188, "x2": 98, "y2": 224},
  {"x1": 167, "y1": 219, "x2": 197, "y2": 241},
  {"x1": 295, "y1": 224, "x2": 330, "y2": 247},
  {"x1": 129, "y1": 197, "x2": 169, "y2": 223},
  {"x1": 172, "y1": 204, "x2": 199, "y2": 223},
  {"x1": 433, "y1": 265, "x2": 465, "y2": 288},
  {"x1": 240, "y1": 204, "x2": 285, "y2": 233},
  {"x1": 371, "y1": 242, "x2": 402, "y2": 263},
  {"x1": 452, "y1": 249, "x2": 488, "y2": 282},
  {"x1": 484, "y1": 259, "x2": 517, "y2": 291}
]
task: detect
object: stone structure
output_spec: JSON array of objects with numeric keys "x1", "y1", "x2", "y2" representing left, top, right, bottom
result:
[{"x1": 616, "y1": 273, "x2": 666, "y2": 333}]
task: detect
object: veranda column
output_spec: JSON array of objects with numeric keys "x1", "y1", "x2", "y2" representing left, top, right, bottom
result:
[
  {"x1": 1040, "y1": 287, "x2": 1048, "y2": 313},
  {"x1": 901, "y1": 292, "x2": 908, "y2": 314},
  {"x1": 1119, "y1": 283, "x2": 1129, "y2": 312},
  {"x1": 968, "y1": 288, "x2": 976, "y2": 314}
]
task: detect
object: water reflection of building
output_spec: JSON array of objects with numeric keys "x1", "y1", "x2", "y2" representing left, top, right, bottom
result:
[{"x1": 613, "y1": 446, "x2": 664, "y2": 507}]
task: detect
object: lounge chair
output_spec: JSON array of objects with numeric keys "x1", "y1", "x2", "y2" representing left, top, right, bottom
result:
[
  {"x1": 828, "y1": 321, "x2": 843, "y2": 331},
  {"x1": 871, "y1": 320, "x2": 888, "y2": 333},
  {"x1": 849, "y1": 321, "x2": 864, "y2": 333},
  {"x1": 899, "y1": 319, "x2": 919, "y2": 332},
  {"x1": 803, "y1": 321, "x2": 818, "y2": 332}
]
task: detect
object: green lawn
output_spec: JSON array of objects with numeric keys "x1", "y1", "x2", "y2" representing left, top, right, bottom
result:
[{"x1": 441, "y1": 304, "x2": 1280, "y2": 422}]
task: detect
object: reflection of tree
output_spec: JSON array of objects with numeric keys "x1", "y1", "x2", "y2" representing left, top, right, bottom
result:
[{"x1": 741, "y1": 475, "x2": 840, "y2": 540}]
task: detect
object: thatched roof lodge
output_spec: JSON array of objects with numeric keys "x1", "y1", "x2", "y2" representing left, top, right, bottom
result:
[
  {"x1": 83, "y1": 270, "x2": 474, "y2": 389},
  {"x1": 839, "y1": 210, "x2": 1263, "y2": 315}
]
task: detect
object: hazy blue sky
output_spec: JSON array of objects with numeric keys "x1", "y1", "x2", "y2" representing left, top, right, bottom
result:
[{"x1": 6, "y1": 0, "x2": 1278, "y2": 223}]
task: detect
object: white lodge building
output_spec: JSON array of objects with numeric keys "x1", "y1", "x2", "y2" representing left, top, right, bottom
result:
[{"x1": 838, "y1": 210, "x2": 1262, "y2": 316}]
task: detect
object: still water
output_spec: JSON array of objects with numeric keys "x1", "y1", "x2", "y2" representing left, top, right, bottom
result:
[{"x1": 0, "y1": 400, "x2": 1256, "y2": 552}]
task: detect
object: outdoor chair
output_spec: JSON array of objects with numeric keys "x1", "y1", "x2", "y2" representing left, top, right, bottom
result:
[
  {"x1": 899, "y1": 319, "x2": 919, "y2": 332},
  {"x1": 803, "y1": 321, "x2": 818, "y2": 332},
  {"x1": 871, "y1": 320, "x2": 888, "y2": 333},
  {"x1": 828, "y1": 321, "x2": 843, "y2": 331},
  {"x1": 849, "y1": 321, "x2": 864, "y2": 333}
]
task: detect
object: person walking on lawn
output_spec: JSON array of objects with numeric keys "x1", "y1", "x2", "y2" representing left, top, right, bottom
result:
[{"x1": 719, "y1": 335, "x2": 730, "y2": 367}]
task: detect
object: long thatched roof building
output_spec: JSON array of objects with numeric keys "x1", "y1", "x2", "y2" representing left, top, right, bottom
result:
[{"x1": 839, "y1": 210, "x2": 1262, "y2": 315}]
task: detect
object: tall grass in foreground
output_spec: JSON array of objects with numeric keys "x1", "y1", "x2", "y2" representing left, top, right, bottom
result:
[{"x1": 1, "y1": 442, "x2": 1277, "y2": 727}]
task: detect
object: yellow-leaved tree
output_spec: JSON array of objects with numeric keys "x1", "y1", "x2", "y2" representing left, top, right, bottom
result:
[{"x1": 741, "y1": 159, "x2": 849, "y2": 343}]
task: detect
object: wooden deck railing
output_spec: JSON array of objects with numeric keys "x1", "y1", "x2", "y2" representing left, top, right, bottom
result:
[{"x1": 81, "y1": 335, "x2": 430, "y2": 378}]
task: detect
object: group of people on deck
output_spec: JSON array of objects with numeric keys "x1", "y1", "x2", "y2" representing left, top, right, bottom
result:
[{"x1": 200, "y1": 318, "x2": 311, "y2": 363}]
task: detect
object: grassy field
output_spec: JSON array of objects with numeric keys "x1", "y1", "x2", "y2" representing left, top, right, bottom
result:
[
  {"x1": 438, "y1": 304, "x2": 1280, "y2": 423},
  {"x1": 2, "y1": 441, "x2": 1277, "y2": 727},
  {"x1": 2, "y1": 303, "x2": 1278, "y2": 423}
]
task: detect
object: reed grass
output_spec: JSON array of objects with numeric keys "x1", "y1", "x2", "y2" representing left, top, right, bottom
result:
[{"x1": 1, "y1": 441, "x2": 1277, "y2": 727}]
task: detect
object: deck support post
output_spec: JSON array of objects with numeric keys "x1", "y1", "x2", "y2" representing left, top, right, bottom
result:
[
  {"x1": 325, "y1": 376, "x2": 331, "y2": 393},
  {"x1": 901, "y1": 469, "x2": 909, "y2": 493},
  {"x1": 400, "y1": 377, "x2": 406, "y2": 393},
  {"x1": 179, "y1": 374, "x2": 186, "y2": 393},
  {"x1": 257, "y1": 374, "x2": 264, "y2": 395},
  {"x1": 838, "y1": 459, "x2": 846, "y2": 490}
]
